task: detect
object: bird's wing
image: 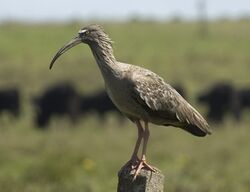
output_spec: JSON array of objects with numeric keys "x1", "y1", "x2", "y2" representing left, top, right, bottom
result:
[{"x1": 131, "y1": 69, "x2": 211, "y2": 136}]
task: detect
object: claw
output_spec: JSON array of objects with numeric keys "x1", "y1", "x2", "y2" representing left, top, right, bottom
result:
[
  {"x1": 132, "y1": 160, "x2": 155, "y2": 181},
  {"x1": 118, "y1": 156, "x2": 140, "y2": 176}
]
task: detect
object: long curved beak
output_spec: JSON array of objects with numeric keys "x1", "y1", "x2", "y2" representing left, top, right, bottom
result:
[{"x1": 49, "y1": 36, "x2": 82, "y2": 69}]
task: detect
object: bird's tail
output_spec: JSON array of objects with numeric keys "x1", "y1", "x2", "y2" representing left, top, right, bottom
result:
[
  {"x1": 182, "y1": 123, "x2": 210, "y2": 137},
  {"x1": 175, "y1": 98, "x2": 212, "y2": 137}
]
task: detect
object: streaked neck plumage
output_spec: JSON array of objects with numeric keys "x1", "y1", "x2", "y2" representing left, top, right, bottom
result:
[{"x1": 87, "y1": 35, "x2": 120, "y2": 78}]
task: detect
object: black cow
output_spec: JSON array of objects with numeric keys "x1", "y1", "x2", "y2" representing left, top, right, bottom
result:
[
  {"x1": 173, "y1": 84, "x2": 187, "y2": 100},
  {"x1": 80, "y1": 90, "x2": 124, "y2": 121},
  {"x1": 0, "y1": 88, "x2": 20, "y2": 117},
  {"x1": 197, "y1": 83, "x2": 237, "y2": 123},
  {"x1": 233, "y1": 88, "x2": 250, "y2": 120},
  {"x1": 34, "y1": 83, "x2": 80, "y2": 128}
]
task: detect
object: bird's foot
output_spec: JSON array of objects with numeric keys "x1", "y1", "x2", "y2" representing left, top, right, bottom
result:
[
  {"x1": 133, "y1": 159, "x2": 155, "y2": 181},
  {"x1": 118, "y1": 156, "x2": 140, "y2": 175},
  {"x1": 119, "y1": 156, "x2": 155, "y2": 181}
]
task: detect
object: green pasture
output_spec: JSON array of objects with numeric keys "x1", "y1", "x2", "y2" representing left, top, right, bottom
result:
[{"x1": 0, "y1": 21, "x2": 249, "y2": 191}]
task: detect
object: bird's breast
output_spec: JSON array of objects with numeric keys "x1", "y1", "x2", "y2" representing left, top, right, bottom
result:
[{"x1": 104, "y1": 77, "x2": 148, "y2": 120}]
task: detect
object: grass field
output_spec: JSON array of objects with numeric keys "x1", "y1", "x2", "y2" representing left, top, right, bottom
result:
[{"x1": 0, "y1": 21, "x2": 250, "y2": 191}]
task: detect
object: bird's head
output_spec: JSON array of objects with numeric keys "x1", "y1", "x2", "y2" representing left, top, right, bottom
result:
[{"x1": 49, "y1": 24, "x2": 111, "y2": 69}]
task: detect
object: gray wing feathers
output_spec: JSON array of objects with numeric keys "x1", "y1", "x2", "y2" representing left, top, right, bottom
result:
[
  {"x1": 133, "y1": 70, "x2": 211, "y2": 135},
  {"x1": 175, "y1": 97, "x2": 211, "y2": 135}
]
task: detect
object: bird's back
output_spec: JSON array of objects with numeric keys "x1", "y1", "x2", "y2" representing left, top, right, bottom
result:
[{"x1": 106, "y1": 63, "x2": 211, "y2": 137}]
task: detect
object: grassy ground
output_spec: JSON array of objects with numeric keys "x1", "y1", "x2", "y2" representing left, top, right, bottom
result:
[{"x1": 0, "y1": 21, "x2": 249, "y2": 191}]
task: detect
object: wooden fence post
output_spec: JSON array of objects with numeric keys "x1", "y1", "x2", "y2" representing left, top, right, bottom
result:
[{"x1": 117, "y1": 166, "x2": 165, "y2": 192}]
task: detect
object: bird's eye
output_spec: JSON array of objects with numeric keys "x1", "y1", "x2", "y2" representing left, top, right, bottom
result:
[{"x1": 78, "y1": 29, "x2": 89, "y2": 36}]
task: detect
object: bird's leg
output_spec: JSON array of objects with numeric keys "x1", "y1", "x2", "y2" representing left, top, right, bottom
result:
[
  {"x1": 119, "y1": 120, "x2": 144, "y2": 171},
  {"x1": 130, "y1": 120, "x2": 144, "y2": 162},
  {"x1": 133, "y1": 121, "x2": 155, "y2": 180}
]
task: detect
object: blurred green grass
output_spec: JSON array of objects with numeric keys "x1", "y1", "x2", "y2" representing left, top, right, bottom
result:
[{"x1": 0, "y1": 21, "x2": 250, "y2": 191}]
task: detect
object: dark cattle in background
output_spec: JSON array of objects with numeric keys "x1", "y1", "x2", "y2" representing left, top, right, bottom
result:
[
  {"x1": 173, "y1": 84, "x2": 187, "y2": 100},
  {"x1": 234, "y1": 88, "x2": 250, "y2": 120},
  {"x1": 197, "y1": 83, "x2": 237, "y2": 123},
  {"x1": 34, "y1": 83, "x2": 80, "y2": 128},
  {"x1": 0, "y1": 88, "x2": 20, "y2": 117},
  {"x1": 80, "y1": 90, "x2": 124, "y2": 121}
]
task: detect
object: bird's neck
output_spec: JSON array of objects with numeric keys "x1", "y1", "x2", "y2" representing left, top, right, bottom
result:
[{"x1": 89, "y1": 41, "x2": 120, "y2": 77}]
